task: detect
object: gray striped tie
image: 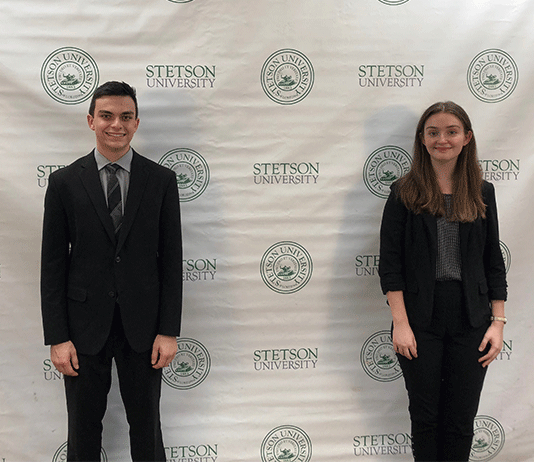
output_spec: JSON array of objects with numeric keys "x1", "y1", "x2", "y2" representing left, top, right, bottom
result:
[{"x1": 105, "y1": 164, "x2": 122, "y2": 235}]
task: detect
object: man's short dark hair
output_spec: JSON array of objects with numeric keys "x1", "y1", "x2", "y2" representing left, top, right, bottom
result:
[{"x1": 89, "y1": 81, "x2": 138, "y2": 118}]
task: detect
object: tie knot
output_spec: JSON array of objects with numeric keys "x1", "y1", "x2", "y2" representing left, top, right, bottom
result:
[{"x1": 105, "y1": 163, "x2": 121, "y2": 174}]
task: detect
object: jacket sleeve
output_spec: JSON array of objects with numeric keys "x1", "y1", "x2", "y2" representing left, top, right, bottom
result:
[
  {"x1": 379, "y1": 185, "x2": 408, "y2": 295},
  {"x1": 40, "y1": 173, "x2": 71, "y2": 346},
  {"x1": 482, "y1": 182, "x2": 508, "y2": 301},
  {"x1": 156, "y1": 170, "x2": 183, "y2": 336}
]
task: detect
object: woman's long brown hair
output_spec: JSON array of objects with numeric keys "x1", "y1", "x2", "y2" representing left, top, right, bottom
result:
[{"x1": 397, "y1": 101, "x2": 486, "y2": 222}]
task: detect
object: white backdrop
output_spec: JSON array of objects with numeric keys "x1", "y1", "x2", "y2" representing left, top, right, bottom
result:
[{"x1": 1, "y1": 1, "x2": 533, "y2": 461}]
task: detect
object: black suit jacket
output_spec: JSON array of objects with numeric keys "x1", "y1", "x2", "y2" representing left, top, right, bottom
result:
[
  {"x1": 41, "y1": 150, "x2": 182, "y2": 354},
  {"x1": 379, "y1": 180, "x2": 507, "y2": 329}
]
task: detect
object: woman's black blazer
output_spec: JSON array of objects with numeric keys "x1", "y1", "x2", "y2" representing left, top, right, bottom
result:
[{"x1": 379, "y1": 180, "x2": 507, "y2": 329}]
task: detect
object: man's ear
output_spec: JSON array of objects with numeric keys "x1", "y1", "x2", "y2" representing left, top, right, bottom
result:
[{"x1": 87, "y1": 114, "x2": 95, "y2": 131}]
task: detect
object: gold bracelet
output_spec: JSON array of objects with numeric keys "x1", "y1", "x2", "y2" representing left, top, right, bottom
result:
[{"x1": 490, "y1": 316, "x2": 507, "y2": 324}]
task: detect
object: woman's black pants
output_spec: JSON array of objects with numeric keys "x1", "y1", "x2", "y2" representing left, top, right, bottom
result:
[{"x1": 397, "y1": 281, "x2": 490, "y2": 462}]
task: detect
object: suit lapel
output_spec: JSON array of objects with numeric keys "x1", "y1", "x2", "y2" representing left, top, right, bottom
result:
[
  {"x1": 116, "y1": 151, "x2": 150, "y2": 252},
  {"x1": 78, "y1": 152, "x2": 116, "y2": 244}
]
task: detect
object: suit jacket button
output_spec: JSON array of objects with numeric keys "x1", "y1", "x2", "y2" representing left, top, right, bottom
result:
[
  {"x1": 115, "y1": 256, "x2": 121, "y2": 263},
  {"x1": 109, "y1": 291, "x2": 115, "y2": 298}
]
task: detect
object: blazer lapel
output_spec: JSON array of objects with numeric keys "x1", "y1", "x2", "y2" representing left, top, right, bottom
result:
[
  {"x1": 78, "y1": 152, "x2": 116, "y2": 244},
  {"x1": 116, "y1": 151, "x2": 150, "y2": 252},
  {"x1": 422, "y1": 213, "x2": 438, "y2": 244},
  {"x1": 459, "y1": 221, "x2": 472, "y2": 268},
  {"x1": 422, "y1": 213, "x2": 438, "y2": 269}
]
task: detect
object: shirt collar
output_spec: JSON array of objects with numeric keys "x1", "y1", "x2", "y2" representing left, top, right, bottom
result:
[{"x1": 94, "y1": 148, "x2": 133, "y2": 173}]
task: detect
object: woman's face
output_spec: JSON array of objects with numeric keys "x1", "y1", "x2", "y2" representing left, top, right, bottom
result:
[{"x1": 421, "y1": 112, "x2": 472, "y2": 168}]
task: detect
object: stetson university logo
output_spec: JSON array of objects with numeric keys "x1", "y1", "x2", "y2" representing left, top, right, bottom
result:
[
  {"x1": 53, "y1": 442, "x2": 107, "y2": 461},
  {"x1": 145, "y1": 64, "x2": 216, "y2": 89},
  {"x1": 470, "y1": 415, "x2": 505, "y2": 461},
  {"x1": 261, "y1": 49, "x2": 314, "y2": 105},
  {"x1": 260, "y1": 242, "x2": 313, "y2": 294},
  {"x1": 261, "y1": 426, "x2": 312, "y2": 462},
  {"x1": 41, "y1": 47, "x2": 99, "y2": 105},
  {"x1": 159, "y1": 148, "x2": 210, "y2": 202},
  {"x1": 165, "y1": 443, "x2": 218, "y2": 460},
  {"x1": 162, "y1": 338, "x2": 211, "y2": 390},
  {"x1": 353, "y1": 431, "x2": 412, "y2": 456},
  {"x1": 183, "y1": 258, "x2": 217, "y2": 282},
  {"x1": 355, "y1": 254, "x2": 379, "y2": 277},
  {"x1": 360, "y1": 330, "x2": 402, "y2": 382},
  {"x1": 467, "y1": 49, "x2": 518, "y2": 103},
  {"x1": 377, "y1": 0, "x2": 410, "y2": 5},
  {"x1": 254, "y1": 347, "x2": 319, "y2": 371},
  {"x1": 358, "y1": 64, "x2": 424, "y2": 88},
  {"x1": 500, "y1": 241, "x2": 511, "y2": 273},
  {"x1": 479, "y1": 158, "x2": 520, "y2": 182},
  {"x1": 364, "y1": 146, "x2": 411, "y2": 199}
]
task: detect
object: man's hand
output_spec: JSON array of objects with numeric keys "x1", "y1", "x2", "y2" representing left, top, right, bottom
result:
[
  {"x1": 51, "y1": 341, "x2": 79, "y2": 376},
  {"x1": 151, "y1": 335, "x2": 178, "y2": 369}
]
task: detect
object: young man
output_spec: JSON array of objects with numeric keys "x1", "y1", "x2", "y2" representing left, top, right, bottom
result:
[{"x1": 41, "y1": 81, "x2": 182, "y2": 461}]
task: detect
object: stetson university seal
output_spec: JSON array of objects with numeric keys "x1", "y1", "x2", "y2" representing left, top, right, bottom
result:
[
  {"x1": 378, "y1": 0, "x2": 410, "y2": 5},
  {"x1": 260, "y1": 241, "x2": 313, "y2": 294},
  {"x1": 261, "y1": 49, "x2": 314, "y2": 105},
  {"x1": 159, "y1": 148, "x2": 210, "y2": 202},
  {"x1": 500, "y1": 241, "x2": 511, "y2": 273},
  {"x1": 470, "y1": 415, "x2": 505, "y2": 461},
  {"x1": 360, "y1": 330, "x2": 402, "y2": 382},
  {"x1": 162, "y1": 338, "x2": 211, "y2": 390},
  {"x1": 53, "y1": 442, "x2": 107, "y2": 461},
  {"x1": 261, "y1": 425, "x2": 312, "y2": 462},
  {"x1": 467, "y1": 49, "x2": 518, "y2": 103},
  {"x1": 41, "y1": 47, "x2": 99, "y2": 105},
  {"x1": 363, "y1": 146, "x2": 411, "y2": 199}
]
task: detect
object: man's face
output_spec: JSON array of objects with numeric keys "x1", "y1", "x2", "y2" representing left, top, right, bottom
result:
[{"x1": 87, "y1": 95, "x2": 139, "y2": 160}]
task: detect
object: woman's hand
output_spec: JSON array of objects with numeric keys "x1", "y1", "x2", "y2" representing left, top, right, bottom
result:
[
  {"x1": 387, "y1": 291, "x2": 418, "y2": 360},
  {"x1": 478, "y1": 322, "x2": 504, "y2": 367},
  {"x1": 393, "y1": 320, "x2": 418, "y2": 360}
]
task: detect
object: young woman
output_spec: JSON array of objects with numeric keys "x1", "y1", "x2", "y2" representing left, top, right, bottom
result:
[{"x1": 378, "y1": 101, "x2": 507, "y2": 462}]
